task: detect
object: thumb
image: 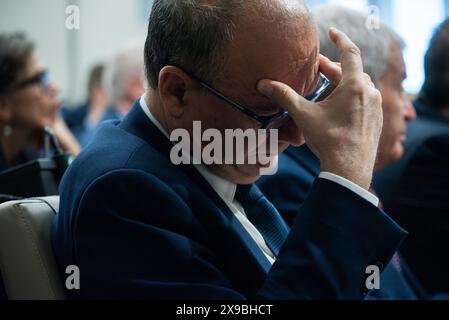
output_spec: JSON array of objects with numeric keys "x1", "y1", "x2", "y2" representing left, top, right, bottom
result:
[{"x1": 257, "y1": 79, "x2": 311, "y2": 120}]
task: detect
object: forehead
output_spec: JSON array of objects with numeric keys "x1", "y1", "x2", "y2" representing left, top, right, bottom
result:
[
  {"x1": 222, "y1": 10, "x2": 319, "y2": 100},
  {"x1": 22, "y1": 52, "x2": 43, "y2": 78},
  {"x1": 387, "y1": 43, "x2": 406, "y2": 76}
]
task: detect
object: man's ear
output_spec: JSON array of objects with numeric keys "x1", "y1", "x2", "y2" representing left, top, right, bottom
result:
[{"x1": 158, "y1": 66, "x2": 194, "y2": 118}]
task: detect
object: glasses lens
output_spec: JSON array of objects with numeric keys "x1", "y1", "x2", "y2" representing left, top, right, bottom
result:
[
  {"x1": 12, "y1": 70, "x2": 49, "y2": 93},
  {"x1": 264, "y1": 113, "x2": 292, "y2": 130},
  {"x1": 39, "y1": 72, "x2": 50, "y2": 91},
  {"x1": 306, "y1": 73, "x2": 332, "y2": 102}
]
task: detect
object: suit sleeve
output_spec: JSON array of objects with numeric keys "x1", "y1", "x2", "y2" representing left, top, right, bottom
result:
[
  {"x1": 73, "y1": 170, "x2": 407, "y2": 299},
  {"x1": 260, "y1": 178, "x2": 407, "y2": 299}
]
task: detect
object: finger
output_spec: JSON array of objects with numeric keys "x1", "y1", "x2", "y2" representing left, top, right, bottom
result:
[
  {"x1": 257, "y1": 80, "x2": 311, "y2": 120},
  {"x1": 319, "y1": 54, "x2": 341, "y2": 67},
  {"x1": 319, "y1": 55, "x2": 342, "y2": 85},
  {"x1": 328, "y1": 27, "x2": 363, "y2": 76},
  {"x1": 363, "y1": 73, "x2": 371, "y2": 82},
  {"x1": 364, "y1": 73, "x2": 376, "y2": 88}
]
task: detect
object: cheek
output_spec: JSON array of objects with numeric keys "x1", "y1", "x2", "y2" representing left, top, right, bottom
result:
[
  {"x1": 14, "y1": 89, "x2": 53, "y2": 126},
  {"x1": 380, "y1": 105, "x2": 406, "y2": 161},
  {"x1": 380, "y1": 116, "x2": 398, "y2": 151},
  {"x1": 382, "y1": 96, "x2": 404, "y2": 130}
]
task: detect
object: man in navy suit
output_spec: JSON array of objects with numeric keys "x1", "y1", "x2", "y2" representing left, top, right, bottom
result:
[
  {"x1": 374, "y1": 19, "x2": 449, "y2": 294},
  {"x1": 259, "y1": 6, "x2": 426, "y2": 300},
  {"x1": 52, "y1": 0, "x2": 406, "y2": 299}
]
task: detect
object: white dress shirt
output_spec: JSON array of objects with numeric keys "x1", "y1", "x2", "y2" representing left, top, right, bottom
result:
[{"x1": 139, "y1": 95, "x2": 379, "y2": 265}]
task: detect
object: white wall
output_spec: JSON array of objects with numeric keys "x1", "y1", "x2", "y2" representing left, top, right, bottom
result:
[
  {"x1": 392, "y1": 0, "x2": 445, "y2": 93},
  {"x1": 0, "y1": 0, "x2": 70, "y2": 100},
  {"x1": 0, "y1": 0, "x2": 153, "y2": 105},
  {"x1": 75, "y1": 0, "x2": 152, "y2": 103}
]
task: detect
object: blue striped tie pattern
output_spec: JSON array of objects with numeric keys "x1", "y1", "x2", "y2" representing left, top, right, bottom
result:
[{"x1": 235, "y1": 184, "x2": 290, "y2": 257}]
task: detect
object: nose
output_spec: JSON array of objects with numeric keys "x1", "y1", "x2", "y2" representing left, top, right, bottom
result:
[
  {"x1": 403, "y1": 97, "x2": 417, "y2": 122},
  {"x1": 278, "y1": 120, "x2": 305, "y2": 147},
  {"x1": 46, "y1": 81, "x2": 59, "y2": 98}
]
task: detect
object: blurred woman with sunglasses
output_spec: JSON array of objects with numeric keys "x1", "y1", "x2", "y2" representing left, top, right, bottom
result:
[{"x1": 0, "y1": 33, "x2": 80, "y2": 172}]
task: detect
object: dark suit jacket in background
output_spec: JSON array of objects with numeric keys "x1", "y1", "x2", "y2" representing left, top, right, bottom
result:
[
  {"x1": 62, "y1": 103, "x2": 120, "y2": 147},
  {"x1": 258, "y1": 145, "x2": 426, "y2": 299},
  {"x1": 52, "y1": 100, "x2": 406, "y2": 299},
  {"x1": 374, "y1": 98, "x2": 449, "y2": 294}
]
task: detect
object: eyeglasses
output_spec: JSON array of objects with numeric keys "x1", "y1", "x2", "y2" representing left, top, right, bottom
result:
[
  {"x1": 11, "y1": 70, "x2": 50, "y2": 93},
  {"x1": 183, "y1": 69, "x2": 332, "y2": 130}
]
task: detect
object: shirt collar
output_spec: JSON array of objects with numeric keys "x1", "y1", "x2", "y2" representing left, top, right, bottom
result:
[
  {"x1": 139, "y1": 95, "x2": 237, "y2": 203},
  {"x1": 140, "y1": 95, "x2": 169, "y2": 139}
]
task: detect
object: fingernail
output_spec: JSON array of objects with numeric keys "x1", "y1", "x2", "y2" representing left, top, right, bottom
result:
[{"x1": 258, "y1": 81, "x2": 273, "y2": 97}]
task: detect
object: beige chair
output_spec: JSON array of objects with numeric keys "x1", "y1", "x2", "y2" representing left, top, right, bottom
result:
[{"x1": 0, "y1": 197, "x2": 65, "y2": 300}]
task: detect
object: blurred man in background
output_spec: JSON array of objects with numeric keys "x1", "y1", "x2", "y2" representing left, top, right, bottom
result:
[
  {"x1": 101, "y1": 47, "x2": 145, "y2": 121},
  {"x1": 63, "y1": 64, "x2": 110, "y2": 147},
  {"x1": 63, "y1": 47, "x2": 145, "y2": 148},
  {"x1": 374, "y1": 18, "x2": 449, "y2": 294},
  {"x1": 258, "y1": 5, "x2": 426, "y2": 299}
]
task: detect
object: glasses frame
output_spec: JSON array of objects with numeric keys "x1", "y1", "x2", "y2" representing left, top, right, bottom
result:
[
  {"x1": 8, "y1": 70, "x2": 49, "y2": 94},
  {"x1": 181, "y1": 68, "x2": 332, "y2": 130}
]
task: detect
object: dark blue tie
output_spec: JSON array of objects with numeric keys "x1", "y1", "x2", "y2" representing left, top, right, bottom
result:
[{"x1": 235, "y1": 184, "x2": 290, "y2": 257}]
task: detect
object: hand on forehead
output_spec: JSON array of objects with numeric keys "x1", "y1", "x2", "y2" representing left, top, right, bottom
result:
[{"x1": 222, "y1": 9, "x2": 320, "y2": 101}]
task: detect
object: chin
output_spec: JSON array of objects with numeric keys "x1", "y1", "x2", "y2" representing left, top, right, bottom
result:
[
  {"x1": 395, "y1": 143, "x2": 406, "y2": 160},
  {"x1": 390, "y1": 153, "x2": 404, "y2": 164},
  {"x1": 232, "y1": 165, "x2": 263, "y2": 185},
  {"x1": 40, "y1": 118, "x2": 53, "y2": 128},
  {"x1": 232, "y1": 165, "x2": 267, "y2": 185},
  {"x1": 234, "y1": 176, "x2": 261, "y2": 185},
  {"x1": 223, "y1": 173, "x2": 261, "y2": 185},
  {"x1": 208, "y1": 164, "x2": 259, "y2": 185},
  {"x1": 387, "y1": 146, "x2": 405, "y2": 165}
]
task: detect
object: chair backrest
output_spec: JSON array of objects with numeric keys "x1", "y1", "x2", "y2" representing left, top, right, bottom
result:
[{"x1": 0, "y1": 196, "x2": 65, "y2": 300}]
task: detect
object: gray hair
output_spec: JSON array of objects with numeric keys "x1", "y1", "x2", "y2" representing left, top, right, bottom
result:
[
  {"x1": 144, "y1": 0, "x2": 308, "y2": 89},
  {"x1": 103, "y1": 47, "x2": 145, "y2": 104},
  {"x1": 313, "y1": 5, "x2": 405, "y2": 84}
]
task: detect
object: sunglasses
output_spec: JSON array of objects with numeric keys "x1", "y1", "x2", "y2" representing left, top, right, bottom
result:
[
  {"x1": 183, "y1": 69, "x2": 334, "y2": 130},
  {"x1": 10, "y1": 70, "x2": 50, "y2": 93}
]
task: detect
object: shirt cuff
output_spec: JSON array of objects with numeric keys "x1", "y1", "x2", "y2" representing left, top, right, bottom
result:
[{"x1": 319, "y1": 172, "x2": 379, "y2": 207}]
